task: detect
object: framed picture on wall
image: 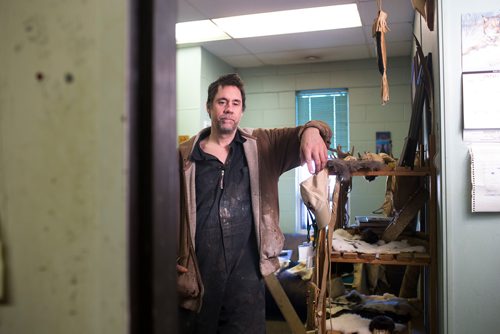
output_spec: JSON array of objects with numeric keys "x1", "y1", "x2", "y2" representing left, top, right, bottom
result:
[
  {"x1": 461, "y1": 10, "x2": 500, "y2": 72},
  {"x1": 376, "y1": 131, "x2": 392, "y2": 155}
]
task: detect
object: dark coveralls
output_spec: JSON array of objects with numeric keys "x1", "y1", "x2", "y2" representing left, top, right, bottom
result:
[{"x1": 181, "y1": 130, "x2": 265, "y2": 334}]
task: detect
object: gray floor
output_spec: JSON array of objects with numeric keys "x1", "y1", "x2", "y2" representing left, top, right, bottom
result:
[
  {"x1": 266, "y1": 319, "x2": 425, "y2": 334},
  {"x1": 265, "y1": 320, "x2": 295, "y2": 334}
]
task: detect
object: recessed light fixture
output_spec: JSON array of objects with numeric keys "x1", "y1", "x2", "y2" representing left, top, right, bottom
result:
[
  {"x1": 176, "y1": 4, "x2": 361, "y2": 44},
  {"x1": 305, "y1": 56, "x2": 320, "y2": 61},
  {"x1": 176, "y1": 20, "x2": 230, "y2": 44}
]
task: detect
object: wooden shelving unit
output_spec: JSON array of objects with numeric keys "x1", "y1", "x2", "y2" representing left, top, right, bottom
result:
[
  {"x1": 308, "y1": 38, "x2": 438, "y2": 334},
  {"x1": 327, "y1": 165, "x2": 438, "y2": 334},
  {"x1": 331, "y1": 251, "x2": 431, "y2": 266}
]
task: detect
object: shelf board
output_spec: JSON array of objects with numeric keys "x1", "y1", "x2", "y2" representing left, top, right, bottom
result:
[
  {"x1": 331, "y1": 251, "x2": 431, "y2": 266},
  {"x1": 352, "y1": 166, "x2": 431, "y2": 176}
]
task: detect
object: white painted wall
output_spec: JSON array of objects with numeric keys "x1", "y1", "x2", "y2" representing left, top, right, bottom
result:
[{"x1": 439, "y1": 1, "x2": 500, "y2": 333}]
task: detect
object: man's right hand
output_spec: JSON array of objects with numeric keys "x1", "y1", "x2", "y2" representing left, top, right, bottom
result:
[{"x1": 300, "y1": 127, "x2": 328, "y2": 174}]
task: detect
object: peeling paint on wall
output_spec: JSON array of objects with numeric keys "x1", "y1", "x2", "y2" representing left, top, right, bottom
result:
[
  {"x1": 0, "y1": 0, "x2": 127, "y2": 332},
  {"x1": 23, "y1": 15, "x2": 49, "y2": 45}
]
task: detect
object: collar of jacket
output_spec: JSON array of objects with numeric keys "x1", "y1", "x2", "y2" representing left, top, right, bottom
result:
[{"x1": 179, "y1": 127, "x2": 257, "y2": 170}]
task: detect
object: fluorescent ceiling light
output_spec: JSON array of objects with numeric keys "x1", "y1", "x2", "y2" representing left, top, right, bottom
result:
[
  {"x1": 176, "y1": 4, "x2": 361, "y2": 44},
  {"x1": 214, "y1": 4, "x2": 361, "y2": 39},
  {"x1": 176, "y1": 20, "x2": 230, "y2": 44}
]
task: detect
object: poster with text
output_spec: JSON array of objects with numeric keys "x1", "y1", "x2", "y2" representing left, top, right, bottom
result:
[{"x1": 376, "y1": 131, "x2": 392, "y2": 155}]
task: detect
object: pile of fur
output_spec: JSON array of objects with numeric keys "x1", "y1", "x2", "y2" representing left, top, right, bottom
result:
[
  {"x1": 327, "y1": 158, "x2": 385, "y2": 181},
  {"x1": 325, "y1": 289, "x2": 420, "y2": 333},
  {"x1": 332, "y1": 229, "x2": 426, "y2": 255}
]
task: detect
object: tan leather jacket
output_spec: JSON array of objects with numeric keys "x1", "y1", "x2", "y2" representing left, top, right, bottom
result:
[{"x1": 177, "y1": 121, "x2": 332, "y2": 311}]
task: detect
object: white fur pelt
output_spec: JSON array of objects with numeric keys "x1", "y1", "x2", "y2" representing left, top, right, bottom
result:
[
  {"x1": 325, "y1": 313, "x2": 406, "y2": 333},
  {"x1": 326, "y1": 313, "x2": 372, "y2": 334},
  {"x1": 333, "y1": 229, "x2": 426, "y2": 254}
]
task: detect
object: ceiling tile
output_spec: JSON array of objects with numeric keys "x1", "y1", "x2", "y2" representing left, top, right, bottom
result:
[
  {"x1": 198, "y1": 39, "x2": 250, "y2": 56},
  {"x1": 236, "y1": 28, "x2": 367, "y2": 54},
  {"x1": 218, "y1": 54, "x2": 265, "y2": 68},
  {"x1": 176, "y1": 0, "x2": 416, "y2": 67},
  {"x1": 256, "y1": 44, "x2": 372, "y2": 66}
]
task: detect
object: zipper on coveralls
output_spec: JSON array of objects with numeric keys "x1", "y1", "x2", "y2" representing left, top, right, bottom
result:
[{"x1": 220, "y1": 168, "x2": 225, "y2": 189}]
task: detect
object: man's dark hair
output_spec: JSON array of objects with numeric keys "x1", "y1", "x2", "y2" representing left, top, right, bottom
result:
[{"x1": 206, "y1": 73, "x2": 246, "y2": 111}]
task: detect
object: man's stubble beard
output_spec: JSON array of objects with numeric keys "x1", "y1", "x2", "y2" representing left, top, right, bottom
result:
[{"x1": 215, "y1": 119, "x2": 237, "y2": 135}]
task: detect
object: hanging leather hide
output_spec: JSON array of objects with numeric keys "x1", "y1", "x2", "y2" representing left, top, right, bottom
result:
[
  {"x1": 372, "y1": 9, "x2": 390, "y2": 105},
  {"x1": 411, "y1": 0, "x2": 435, "y2": 31}
]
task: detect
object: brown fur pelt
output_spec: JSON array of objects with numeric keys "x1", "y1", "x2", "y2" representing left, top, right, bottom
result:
[{"x1": 327, "y1": 159, "x2": 385, "y2": 181}]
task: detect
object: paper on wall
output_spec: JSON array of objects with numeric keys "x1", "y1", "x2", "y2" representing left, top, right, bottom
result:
[{"x1": 469, "y1": 144, "x2": 500, "y2": 212}]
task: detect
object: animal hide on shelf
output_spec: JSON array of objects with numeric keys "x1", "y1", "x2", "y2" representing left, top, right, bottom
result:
[
  {"x1": 332, "y1": 229, "x2": 426, "y2": 255},
  {"x1": 327, "y1": 159, "x2": 385, "y2": 181},
  {"x1": 326, "y1": 290, "x2": 419, "y2": 333},
  {"x1": 325, "y1": 312, "x2": 407, "y2": 334}
]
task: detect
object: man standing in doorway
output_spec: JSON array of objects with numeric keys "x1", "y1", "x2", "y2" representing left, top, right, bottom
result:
[{"x1": 177, "y1": 73, "x2": 332, "y2": 333}]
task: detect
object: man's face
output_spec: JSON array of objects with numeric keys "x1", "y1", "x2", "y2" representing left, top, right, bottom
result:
[{"x1": 208, "y1": 85, "x2": 243, "y2": 135}]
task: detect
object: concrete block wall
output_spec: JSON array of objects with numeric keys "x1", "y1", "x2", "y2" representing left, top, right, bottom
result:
[
  {"x1": 200, "y1": 48, "x2": 235, "y2": 129},
  {"x1": 237, "y1": 57, "x2": 412, "y2": 232},
  {"x1": 177, "y1": 47, "x2": 203, "y2": 136},
  {"x1": 176, "y1": 47, "x2": 234, "y2": 137}
]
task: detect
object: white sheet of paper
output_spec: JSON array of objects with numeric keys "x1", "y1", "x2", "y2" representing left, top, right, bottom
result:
[
  {"x1": 469, "y1": 144, "x2": 500, "y2": 212},
  {"x1": 463, "y1": 72, "x2": 500, "y2": 130},
  {"x1": 464, "y1": 129, "x2": 500, "y2": 142}
]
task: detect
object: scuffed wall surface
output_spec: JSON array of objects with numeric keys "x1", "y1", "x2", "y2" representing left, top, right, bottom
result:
[{"x1": 0, "y1": 1, "x2": 127, "y2": 333}]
